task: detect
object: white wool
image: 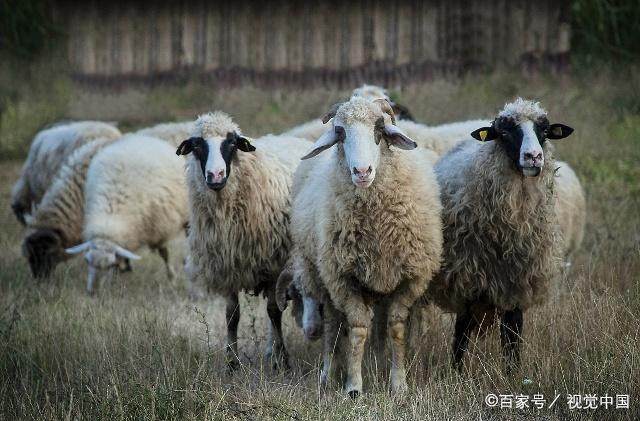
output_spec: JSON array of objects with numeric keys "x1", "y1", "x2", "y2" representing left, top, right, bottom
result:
[
  {"x1": 499, "y1": 97, "x2": 548, "y2": 122},
  {"x1": 134, "y1": 121, "x2": 195, "y2": 147}
]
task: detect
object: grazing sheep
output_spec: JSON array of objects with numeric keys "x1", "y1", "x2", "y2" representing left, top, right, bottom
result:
[
  {"x1": 11, "y1": 121, "x2": 121, "y2": 225},
  {"x1": 288, "y1": 97, "x2": 443, "y2": 396},
  {"x1": 426, "y1": 98, "x2": 574, "y2": 373},
  {"x1": 175, "y1": 112, "x2": 311, "y2": 370},
  {"x1": 554, "y1": 162, "x2": 586, "y2": 264},
  {"x1": 282, "y1": 85, "x2": 414, "y2": 142},
  {"x1": 134, "y1": 121, "x2": 195, "y2": 147},
  {"x1": 65, "y1": 134, "x2": 189, "y2": 294},
  {"x1": 22, "y1": 137, "x2": 120, "y2": 278}
]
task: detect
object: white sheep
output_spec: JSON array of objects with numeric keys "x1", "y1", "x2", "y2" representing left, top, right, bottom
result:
[
  {"x1": 288, "y1": 97, "x2": 443, "y2": 396},
  {"x1": 175, "y1": 111, "x2": 311, "y2": 370},
  {"x1": 22, "y1": 136, "x2": 120, "y2": 278},
  {"x1": 11, "y1": 121, "x2": 121, "y2": 225},
  {"x1": 427, "y1": 98, "x2": 575, "y2": 373},
  {"x1": 134, "y1": 121, "x2": 195, "y2": 147},
  {"x1": 554, "y1": 161, "x2": 586, "y2": 264},
  {"x1": 65, "y1": 134, "x2": 189, "y2": 294}
]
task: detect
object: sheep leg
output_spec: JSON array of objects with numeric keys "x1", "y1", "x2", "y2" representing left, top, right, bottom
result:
[
  {"x1": 265, "y1": 287, "x2": 290, "y2": 370},
  {"x1": 320, "y1": 302, "x2": 344, "y2": 388},
  {"x1": 500, "y1": 308, "x2": 523, "y2": 375},
  {"x1": 452, "y1": 309, "x2": 478, "y2": 373},
  {"x1": 342, "y1": 297, "x2": 372, "y2": 398},
  {"x1": 225, "y1": 293, "x2": 241, "y2": 371},
  {"x1": 156, "y1": 246, "x2": 175, "y2": 280}
]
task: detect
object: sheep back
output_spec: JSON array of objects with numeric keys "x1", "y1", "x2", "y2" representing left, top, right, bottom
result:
[{"x1": 83, "y1": 134, "x2": 188, "y2": 250}]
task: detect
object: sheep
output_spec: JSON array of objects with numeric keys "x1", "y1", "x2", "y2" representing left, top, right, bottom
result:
[
  {"x1": 287, "y1": 97, "x2": 443, "y2": 396},
  {"x1": 21, "y1": 136, "x2": 120, "y2": 278},
  {"x1": 175, "y1": 111, "x2": 312, "y2": 370},
  {"x1": 11, "y1": 121, "x2": 121, "y2": 225},
  {"x1": 65, "y1": 134, "x2": 189, "y2": 294},
  {"x1": 397, "y1": 118, "x2": 491, "y2": 156},
  {"x1": 554, "y1": 161, "x2": 586, "y2": 264},
  {"x1": 282, "y1": 85, "x2": 414, "y2": 142},
  {"x1": 134, "y1": 121, "x2": 195, "y2": 147},
  {"x1": 426, "y1": 98, "x2": 575, "y2": 374}
]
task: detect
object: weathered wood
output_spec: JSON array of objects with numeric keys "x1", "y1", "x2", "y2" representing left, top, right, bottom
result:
[{"x1": 58, "y1": 0, "x2": 570, "y2": 88}]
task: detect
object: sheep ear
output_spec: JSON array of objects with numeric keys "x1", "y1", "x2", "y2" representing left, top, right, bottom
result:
[
  {"x1": 321, "y1": 103, "x2": 342, "y2": 124},
  {"x1": 301, "y1": 129, "x2": 339, "y2": 160},
  {"x1": 471, "y1": 126, "x2": 498, "y2": 141},
  {"x1": 233, "y1": 133, "x2": 256, "y2": 152},
  {"x1": 176, "y1": 137, "x2": 201, "y2": 155},
  {"x1": 65, "y1": 241, "x2": 92, "y2": 255},
  {"x1": 383, "y1": 125, "x2": 417, "y2": 150},
  {"x1": 114, "y1": 245, "x2": 141, "y2": 260},
  {"x1": 390, "y1": 101, "x2": 414, "y2": 121},
  {"x1": 546, "y1": 124, "x2": 574, "y2": 140}
]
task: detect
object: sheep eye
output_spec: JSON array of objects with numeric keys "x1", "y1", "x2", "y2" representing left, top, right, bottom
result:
[{"x1": 334, "y1": 126, "x2": 346, "y2": 141}]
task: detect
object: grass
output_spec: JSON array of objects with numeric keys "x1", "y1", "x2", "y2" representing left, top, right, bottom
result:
[{"x1": 1, "y1": 66, "x2": 639, "y2": 419}]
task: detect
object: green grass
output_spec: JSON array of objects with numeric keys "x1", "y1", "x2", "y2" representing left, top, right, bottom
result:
[{"x1": 1, "y1": 67, "x2": 639, "y2": 419}]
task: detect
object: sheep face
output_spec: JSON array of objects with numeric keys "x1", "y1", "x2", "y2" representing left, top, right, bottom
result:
[
  {"x1": 471, "y1": 98, "x2": 574, "y2": 177},
  {"x1": 22, "y1": 229, "x2": 64, "y2": 278},
  {"x1": 301, "y1": 98, "x2": 417, "y2": 188},
  {"x1": 65, "y1": 239, "x2": 140, "y2": 294},
  {"x1": 176, "y1": 132, "x2": 255, "y2": 191}
]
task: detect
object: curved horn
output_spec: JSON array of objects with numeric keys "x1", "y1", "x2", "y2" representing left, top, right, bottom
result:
[
  {"x1": 65, "y1": 241, "x2": 92, "y2": 255},
  {"x1": 321, "y1": 102, "x2": 342, "y2": 124},
  {"x1": 276, "y1": 268, "x2": 294, "y2": 311},
  {"x1": 114, "y1": 245, "x2": 141, "y2": 260},
  {"x1": 373, "y1": 98, "x2": 396, "y2": 125}
]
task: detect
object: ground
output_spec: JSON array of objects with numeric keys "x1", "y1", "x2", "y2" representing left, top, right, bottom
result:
[{"x1": 1, "y1": 68, "x2": 639, "y2": 420}]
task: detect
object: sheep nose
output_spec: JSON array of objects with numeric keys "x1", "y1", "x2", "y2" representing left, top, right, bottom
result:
[
  {"x1": 352, "y1": 166, "x2": 373, "y2": 177},
  {"x1": 304, "y1": 324, "x2": 320, "y2": 340},
  {"x1": 206, "y1": 169, "x2": 225, "y2": 183},
  {"x1": 524, "y1": 152, "x2": 543, "y2": 163}
]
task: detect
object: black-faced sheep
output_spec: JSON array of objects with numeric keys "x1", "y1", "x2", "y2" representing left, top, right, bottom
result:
[
  {"x1": 288, "y1": 97, "x2": 443, "y2": 396},
  {"x1": 176, "y1": 112, "x2": 311, "y2": 370},
  {"x1": 22, "y1": 137, "x2": 119, "y2": 278},
  {"x1": 11, "y1": 121, "x2": 121, "y2": 225},
  {"x1": 426, "y1": 98, "x2": 574, "y2": 373},
  {"x1": 66, "y1": 134, "x2": 189, "y2": 294}
]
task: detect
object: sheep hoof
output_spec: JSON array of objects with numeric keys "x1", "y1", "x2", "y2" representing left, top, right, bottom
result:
[{"x1": 347, "y1": 390, "x2": 360, "y2": 400}]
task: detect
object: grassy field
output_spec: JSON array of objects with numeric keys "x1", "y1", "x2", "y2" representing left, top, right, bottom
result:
[{"x1": 1, "y1": 67, "x2": 639, "y2": 420}]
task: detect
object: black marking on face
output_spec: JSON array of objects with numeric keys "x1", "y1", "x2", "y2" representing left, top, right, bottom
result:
[
  {"x1": 23, "y1": 229, "x2": 63, "y2": 278},
  {"x1": 177, "y1": 132, "x2": 254, "y2": 191},
  {"x1": 493, "y1": 116, "x2": 548, "y2": 172}
]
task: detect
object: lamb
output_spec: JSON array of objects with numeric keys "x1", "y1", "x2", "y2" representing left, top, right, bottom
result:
[
  {"x1": 11, "y1": 121, "x2": 121, "y2": 225},
  {"x1": 554, "y1": 162, "x2": 586, "y2": 263},
  {"x1": 175, "y1": 111, "x2": 311, "y2": 370},
  {"x1": 287, "y1": 97, "x2": 443, "y2": 396},
  {"x1": 21, "y1": 136, "x2": 120, "y2": 278},
  {"x1": 426, "y1": 98, "x2": 575, "y2": 373},
  {"x1": 65, "y1": 134, "x2": 189, "y2": 294},
  {"x1": 134, "y1": 121, "x2": 195, "y2": 147},
  {"x1": 282, "y1": 85, "x2": 414, "y2": 142}
]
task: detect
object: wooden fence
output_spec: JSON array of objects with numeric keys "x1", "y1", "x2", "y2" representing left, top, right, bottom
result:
[{"x1": 57, "y1": 0, "x2": 571, "y2": 87}]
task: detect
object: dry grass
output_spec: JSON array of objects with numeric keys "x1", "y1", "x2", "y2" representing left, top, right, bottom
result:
[{"x1": 1, "y1": 68, "x2": 639, "y2": 420}]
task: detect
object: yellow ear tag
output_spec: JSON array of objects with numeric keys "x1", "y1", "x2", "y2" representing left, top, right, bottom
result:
[
  {"x1": 479, "y1": 130, "x2": 488, "y2": 141},
  {"x1": 552, "y1": 127, "x2": 563, "y2": 137}
]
